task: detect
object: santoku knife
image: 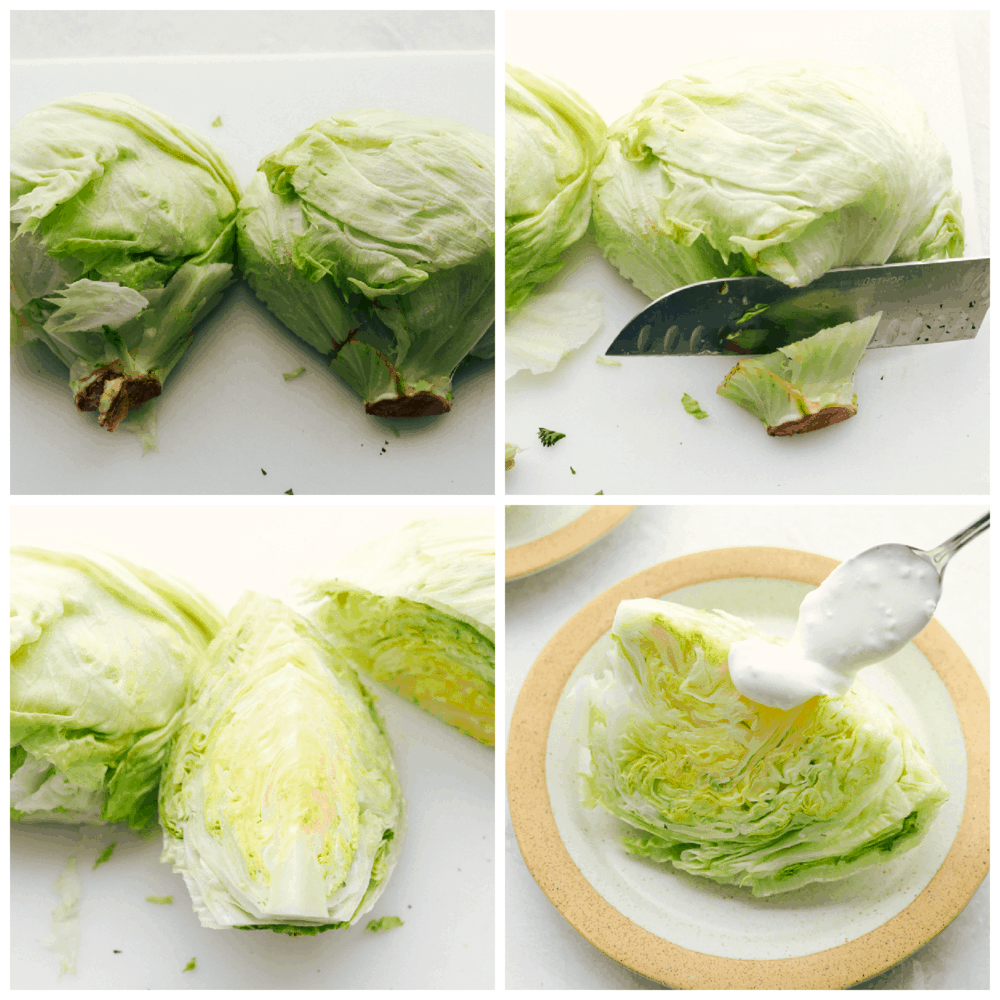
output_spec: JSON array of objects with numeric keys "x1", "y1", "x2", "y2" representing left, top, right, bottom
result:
[{"x1": 605, "y1": 257, "x2": 990, "y2": 357}]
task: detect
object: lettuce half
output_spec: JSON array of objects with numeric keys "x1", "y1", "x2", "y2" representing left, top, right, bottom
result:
[
  {"x1": 159, "y1": 593, "x2": 404, "y2": 932},
  {"x1": 303, "y1": 517, "x2": 495, "y2": 745},
  {"x1": 593, "y1": 59, "x2": 964, "y2": 299},
  {"x1": 10, "y1": 547, "x2": 223, "y2": 829},
  {"x1": 10, "y1": 93, "x2": 241, "y2": 433},
  {"x1": 237, "y1": 110, "x2": 495, "y2": 417},
  {"x1": 505, "y1": 65, "x2": 606, "y2": 312}
]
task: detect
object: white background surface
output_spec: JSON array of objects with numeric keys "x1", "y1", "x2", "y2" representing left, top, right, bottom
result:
[
  {"x1": 11, "y1": 502, "x2": 495, "y2": 989},
  {"x1": 504, "y1": 10, "x2": 989, "y2": 496},
  {"x1": 505, "y1": 504, "x2": 988, "y2": 989},
  {"x1": 10, "y1": 11, "x2": 495, "y2": 496}
]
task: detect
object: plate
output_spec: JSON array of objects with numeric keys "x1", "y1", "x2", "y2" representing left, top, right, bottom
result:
[
  {"x1": 504, "y1": 505, "x2": 635, "y2": 580},
  {"x1": 506, "y1": 546, "x2": 988, "y2": 989}
]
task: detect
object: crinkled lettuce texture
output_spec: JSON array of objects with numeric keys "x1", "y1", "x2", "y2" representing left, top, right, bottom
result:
[
  {"x1": 10, "y1": 547, "x2": 223, "y2": 830},
  {"x1": 159, "y1": 593, "x2": 404, "y2": 933},
  {"x1": 593, "y1": 59, "x2": 965, "y2": 299},
  {"x1": 237, "y1": 110, "x2": 495, "y2": 418},
  {"x1": 505, "y1": 286, "x2": 604, "y2": 379},
  {"x1": 717, "y1": 312, "x2": 880, "y2": 436},
  {"x1": 10, "y1": 93, "x2": 241, "y2": 434},
  {"x1": 577, "y1": 599, "x2": 948, "y2": 897},
  {"x1": 303, "y1": 517, "x2": 495, "y2": 745},
  {"x1": 505, "y1": 65, "x2": 606, "y2": 312}
]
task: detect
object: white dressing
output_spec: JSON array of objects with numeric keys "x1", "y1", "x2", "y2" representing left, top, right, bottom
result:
[{"x1": 728, "y1": 543, "x2": 942, "y2": 710}]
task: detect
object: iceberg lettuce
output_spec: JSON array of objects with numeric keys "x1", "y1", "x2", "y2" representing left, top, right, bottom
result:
[
  {"x1": 593, "y1": 59, "x2": 964, "y2": 299},
  {"x1": 159, "y1": 593, "x2": 404, "y2": 933},
  {"x1": 10, "y1": 93, "x2": 241, "y2": 433},
  {"x1": 505, "y1": 286, "x2": 604, "y2": 379},
  {"x1": 10, "y1": 547, "x2": 223, "y2": 829},
  {"x1": 505, "y1": 65, "x2": 606, "y2": 312},
  {"x1": 577, "y1": 599, "x2": 948, "y2": 897},
  {"x1": 303, "y1": 517, "x2": 495, "y2": 745},
  {"x1": 237, "y1": 110, "x2": 494, "y2": 417}
]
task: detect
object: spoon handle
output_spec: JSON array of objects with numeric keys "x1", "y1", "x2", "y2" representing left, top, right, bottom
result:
[{"x1": 924, "y1": 512, "x2": 990, "y2": 571}]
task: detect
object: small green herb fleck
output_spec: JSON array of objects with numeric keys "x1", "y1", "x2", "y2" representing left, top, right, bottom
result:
[
  {"x1": 261, "y1": 469, "x2": 267, "y2": 475},
  {"x1": 366, "y1": 916, "x2": 404, "y2": 932},
  {"x1": 538, "y1": 428, "x2": 565, "y2": 447},
  {"x1": 145, "y1": 895, "x2": 173, "y2": 905},
  {"x1": 596, "y1": 356, "x2": 622, "y2": 366},
  {"x1": 284, "y1": 489, "x2": 294, "y2": 495},
  {"x1": 93, "y1": 843, "x2": 116, "y2": 869},
  {"x1": 282, "y1": 367, "x2": 306, "y2": 381},
  {"x1": 595, "y1": 490, "x2": 604, "y2": 495},
  {"x1": 681, "y1": 393, "x2": 709, "y2": 419},
  {"x1": 183, "y1": 957, "x2": 196, "y2": 972},
  {"x1": 211, "y1": 116, "x2": 222, "y2": 128},
  {"x1": 570, "y1": 467, "x2": 576, "y2": 474}
]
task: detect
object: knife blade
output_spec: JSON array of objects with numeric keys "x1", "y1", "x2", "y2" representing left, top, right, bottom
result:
[{"x1": 605, "y1": 257, "x2": 990, "y2": 357}]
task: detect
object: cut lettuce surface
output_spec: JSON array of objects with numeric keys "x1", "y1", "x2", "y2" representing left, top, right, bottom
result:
[
  {"x1": 159, "y1": 593, "x2": 404, "y2": 932},
  {"x1": 577, "y1": 598, "x2": 948, "y2": 897},
  {"x1": 303, "y1": 517, "x2": 495, "y2": 745},
  {"x1": 10, "y1": 547, "x2": 223, "y2": 830}
]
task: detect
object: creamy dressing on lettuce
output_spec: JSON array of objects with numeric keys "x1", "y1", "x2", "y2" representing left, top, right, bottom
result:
[{"x1": 728, "y1": 544, "x2": 941, "y2": 710}]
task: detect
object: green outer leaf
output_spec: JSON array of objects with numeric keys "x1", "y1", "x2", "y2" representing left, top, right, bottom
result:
[
  {"x1": 10, "y1": 745, "x2": 28, "y2": 779},
  {"x1": 505, "y1": 64, "x2": 607, "y2": 310}
]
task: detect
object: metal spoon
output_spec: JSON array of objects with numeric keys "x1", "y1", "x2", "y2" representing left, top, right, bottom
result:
[{"x1": 911, "y1": 512, "x2": 989, "y2": 577}]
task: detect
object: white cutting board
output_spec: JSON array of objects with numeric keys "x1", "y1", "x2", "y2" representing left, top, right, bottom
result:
[
  {"x1": 11, "y1": 52, "x2": 494, "y2": 496},
  {"x1": 505, "y1": 11, "x2": 987, "y2": 496},
  {"x1": 10, "y1": 504, "x2": 495, "y2": 989}
]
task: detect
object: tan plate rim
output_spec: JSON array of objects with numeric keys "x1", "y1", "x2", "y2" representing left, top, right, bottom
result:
[
  {"x1": 504, "y1": 505, "x2": 636, "y2": 581},
  {"x1": 506, "y1": 546, "x2": 989, "y2": 990}
]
